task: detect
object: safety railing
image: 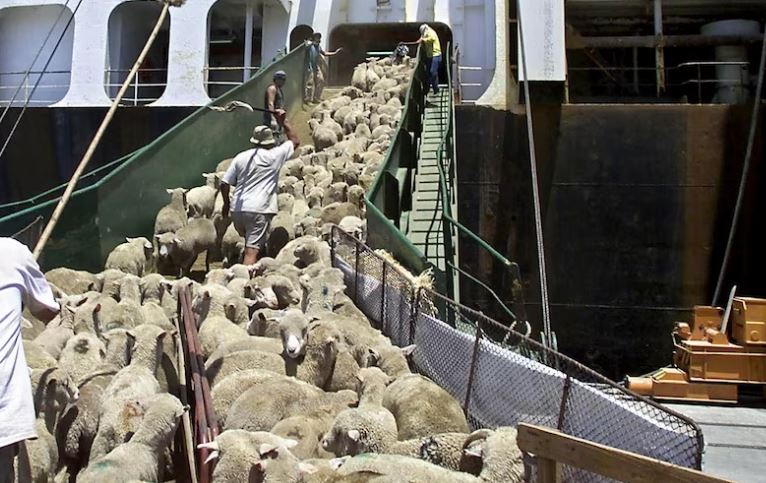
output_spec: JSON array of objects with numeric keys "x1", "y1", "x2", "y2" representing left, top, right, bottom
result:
[
  {"x1": 178, "y1": 286, "x2": 219, "y2": 483},
  {"x1": 0, "y1": 69, "x2": 71, "y2": 106},
  {"x1": 566, "y1": 60, "x2": 752, "y2": 104},
  {"x1": 431, "y1": 44, "x2": 530, "y2": 334},
  {"x1": 330, "y1": 225, "x2": 705, "y2": 481}
]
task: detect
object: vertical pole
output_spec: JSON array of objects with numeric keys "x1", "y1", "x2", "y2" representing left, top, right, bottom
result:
[
  {"x1": 632, "y1": 46, "x2": 639, "y2": 94},
  {"x1": 380, "y1": 263, "x2": 387, "y2": 330},
  {"x1": 654, "y1": 0, "x2": 665, "y2": 97},
  {"x1": 464, "y1": 324, "x2": 483, "y2": 415},
  {"x1": 698, "y1": 64, "x2": 702, "y2": 103},
  {"x1": 354, "y1": 242, "x2": 360, "y2": 304},
  {"x1": 134, "y1": 73, "x2": 139, "y2": 106},
  {"x1": 244, "y1": 2, "x2": 254, "y2": 82}
]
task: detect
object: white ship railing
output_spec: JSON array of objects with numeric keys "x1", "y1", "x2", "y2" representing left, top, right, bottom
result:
[{"x1": 0, "y1": 66, "x2": 261, "y2": 106}]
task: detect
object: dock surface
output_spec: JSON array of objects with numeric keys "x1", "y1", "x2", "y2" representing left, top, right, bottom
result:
[{"x1": 665, "y1": 403, "x2": 766, "y2": 482}]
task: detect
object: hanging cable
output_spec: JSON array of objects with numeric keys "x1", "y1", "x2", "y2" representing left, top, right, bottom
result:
[
  {"x1": 0, "y1": 0, "x2": 71, "y2": 127},
  {"x1": 33, "y1": 1, "x2": 178, "y2": 259},
  {"x1": 516, "y1": 0, "x2": 554, "y2": 348},
  {"x1": 0, "y1": 0, "x2": 83, "y2": 162},
  {"x1": 711, "y1": 25, "x2": 766, "y2": 306}
]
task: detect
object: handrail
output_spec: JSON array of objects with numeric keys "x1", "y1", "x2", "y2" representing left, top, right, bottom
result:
[{"x1": 427, "y1": 44, "x2": 525, "y2": 326}]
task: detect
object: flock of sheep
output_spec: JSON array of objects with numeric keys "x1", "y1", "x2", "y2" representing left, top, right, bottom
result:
[{"x1": 17, "y1": 55, "x2": 525, "y2": 483}]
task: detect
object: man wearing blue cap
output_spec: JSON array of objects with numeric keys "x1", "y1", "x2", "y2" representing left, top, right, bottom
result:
[
  {"x1": 305, "y1": 32, "x2": 342, "y2": 103},
  {"x1": 264, "y1": 70, "x2": 287, "y2": 140}
]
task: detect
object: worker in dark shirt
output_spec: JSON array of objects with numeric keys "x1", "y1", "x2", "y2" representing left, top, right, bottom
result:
[
  {"x1": 264, "y1": 70, "x2": 287, "y2": 140},
  {"x1": 305, "y1": 32, "x2": 342, "y2": 103}
]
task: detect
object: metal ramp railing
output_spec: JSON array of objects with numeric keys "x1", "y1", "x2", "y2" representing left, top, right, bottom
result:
[{"x1": 365, "y1": 45, "x2": 529, "y2": 335}]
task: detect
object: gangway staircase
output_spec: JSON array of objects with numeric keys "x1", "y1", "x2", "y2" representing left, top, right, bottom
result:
[
  {"x1": 402, "y1": 87, "x2": 460, "y2": 300},
  {"x1": 365, "y1": 46, "x2": 528, "y2": 332}
]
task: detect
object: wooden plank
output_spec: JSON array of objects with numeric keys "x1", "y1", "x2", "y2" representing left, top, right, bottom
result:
[
  {"x1": 517, "y1": 424, "x2": 733, "y2": 483},
  {"x1": 537, "y1": 457, "x2": 561, "y2": 483}
]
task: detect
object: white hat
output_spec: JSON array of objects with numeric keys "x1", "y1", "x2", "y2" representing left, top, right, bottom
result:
[
  {"x1": 419, "y1": 24, "x2": 429, "y2": 35},
  {"x1": 250, "y1": 125, "x2": 276, "y2": 146}
]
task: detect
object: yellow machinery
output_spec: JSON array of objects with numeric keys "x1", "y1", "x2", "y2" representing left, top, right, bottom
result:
[{"x1": 627, "y1": 296, "x2": 766, "y2": 403}]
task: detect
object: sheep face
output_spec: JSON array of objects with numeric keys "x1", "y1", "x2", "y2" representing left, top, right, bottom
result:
[
  {"x1": 278, "y1": 310, "x2": 310, "y2": 359},
  {"x1": 245, "y1": 284, "x2": 279, "y2": 310},
  {"x1": 154, "y1": 233, "x2": 177, "y2": 259}
]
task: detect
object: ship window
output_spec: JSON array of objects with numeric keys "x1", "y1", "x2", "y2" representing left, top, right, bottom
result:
[
  {"x1": 106, "y1": 1, "x2": 170, "y2": 106},
  {"x1": 0, "y1": 5, "x2": 75, "y2": 106},
  {"x1": 207, "y1": 0, "x2": 264, "y2": 99}
]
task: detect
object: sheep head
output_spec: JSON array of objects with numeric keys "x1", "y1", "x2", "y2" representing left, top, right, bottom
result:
[
  {"x1": 278, "y1": 309, "x2": 310, "y2": 359},
  {"x1": 154, "y1": 232, "x2": 177, "y2": 258}
]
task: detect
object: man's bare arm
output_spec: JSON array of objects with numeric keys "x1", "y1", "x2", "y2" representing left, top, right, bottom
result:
[
  {"x1": 266, "y1": 85, "x2": 277, "y2": 111},
  {"x1": 276, "y1": 111, "x2": 300, "y2": 150},
  {"x1": 30, "y1": 305, "x2": 59, "y2": 324}
]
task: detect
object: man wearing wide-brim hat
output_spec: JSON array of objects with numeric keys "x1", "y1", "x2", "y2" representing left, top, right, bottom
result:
[{"x1": 220, "y1": 110, "x2": 300, "y2": 264}]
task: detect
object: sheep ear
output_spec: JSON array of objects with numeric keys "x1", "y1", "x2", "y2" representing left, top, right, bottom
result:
[
  {"x1": 93, "y1": 303, "x2": 102, "y2": 314},
  {"x1": 203, "y1": 450, "x2": 219, "y2": 465},
  {"x1": 20, "y1": 318, "x2": 32, "y2": 329},
  {"x1": 144, "y1": 241, "x2": 153, "y2": 250},
  {"x1": 282, "y1": 439, "x2": 299, "y2": 449},
  {"x1": 166, "y1": 189, "x2": 174, "y2": 194},
  {"x1": 258, "y1": 443, "x2": 279, "y2": 457},
  {"x1": 298, "y1": 462, "x2": 318, "y2": 475},
  {"x1": 154, "y1": 234, "x2": 161, "y2": 241},
  {"x1": 197, "y1": 441, "x2": 219, "y2": 451},
  {"x1": 173, "y1": 237, "x2": 182, "y2": 245},
  {"x1": 463, "y1": 445, "x2": 483, "y2": 458},
  {"x1": 126, "y1": 330, "x2": 136, "y2": 341},
  {"x1": 400, "y1": 344, "x2": 416, "y2": 356},
  {"x1": 347, "y1": 429, "x2": 360, "y2": 442},
  {"x1": 125, "y1": 237, "x2": 134, "y2": 243},
  {"x1": 244, "y1": 299, "x2": 257, "y2": 308}
]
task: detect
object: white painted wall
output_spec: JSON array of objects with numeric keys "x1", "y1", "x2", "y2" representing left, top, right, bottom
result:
[
  {"x1": 0, "y1": 0, "x2": 499, "y2": 107},
  {"x1": 0, "y1": 4, "x2": 74, "y2": 105}
]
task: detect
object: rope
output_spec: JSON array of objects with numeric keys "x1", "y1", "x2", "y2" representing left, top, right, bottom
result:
[
  {"x1": 711, "y1": 25, "x2": 766, "y2": 305},
  {"x1": 33, "y1": 2, "x2": 173, "y2": 259},
  {"x1": 516, "y1": 0, "x2": 554, "y2": 348},
  {"x1": 0, "y1": 0, "x2": 83, "y2": 162},
  {"x1": 0, "y1": 0, "x2": 72, "y2": 127}
]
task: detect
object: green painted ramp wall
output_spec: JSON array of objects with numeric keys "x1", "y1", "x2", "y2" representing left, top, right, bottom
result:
[{"x1": 0, "y1": 45, "x2": 307, "y2": 271}]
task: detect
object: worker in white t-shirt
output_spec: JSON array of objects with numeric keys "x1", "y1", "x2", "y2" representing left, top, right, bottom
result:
[
  {"x1": 221, "y1": 110, "x2": 300, "y2": 265},
  {"x1": 0, "y1": 238, "x2": 59, "y2": 482}
]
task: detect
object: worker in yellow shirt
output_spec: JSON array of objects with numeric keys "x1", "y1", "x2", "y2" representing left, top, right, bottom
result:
[{"x1": 402, "y1": 24, "x2": 442, "y2": 96}]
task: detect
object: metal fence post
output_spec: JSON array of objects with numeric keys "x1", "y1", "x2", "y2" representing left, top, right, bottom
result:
[
  {"x1": 556, "y1": 375, "x2": 572, "y2": 430},
  {"x1": 330, "y1": 226, "x2": 336, "y2": 267},
  {"x1": 409, "y1": 288, "x2": 421, "y2": 346},
  {"x1": 380, "y1": 263, "x2": 387, "y2": 331},
  {"x1": 464, "y1": 323, "x2": 483, "y2": 416},
  {"x1": 354, "y1": 240, "x2": 361, "y2": 304}
]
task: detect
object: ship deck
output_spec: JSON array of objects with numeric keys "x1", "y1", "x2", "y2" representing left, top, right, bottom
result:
[{"x1": 665, "y1": 403, "x2": 766, "y2": 482}]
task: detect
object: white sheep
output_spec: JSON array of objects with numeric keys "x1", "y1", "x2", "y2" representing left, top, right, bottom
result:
[
  {"x1": 78, "y1": 394, "x2": 186, "y2": 483},
  {"x1": 105, "y1": 237, "x2": 154, "y2": 276},
  {"x1": 155, "y1": 217, "x2": 217, "y2": 277},
  {"x1": 153, "y1": 187, "x2": 188, "y2": 235},
  {"x1": 186, "y1": 172, "x2": 219, "y2": 218}
]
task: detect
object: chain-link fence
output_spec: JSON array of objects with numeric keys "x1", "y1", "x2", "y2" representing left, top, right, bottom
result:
[{"x1": 330, "y1": 226, "x2": 704, "y2": 480}]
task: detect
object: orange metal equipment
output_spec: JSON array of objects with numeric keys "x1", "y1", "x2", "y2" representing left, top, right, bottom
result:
[{"x1": 627, "y1": 297, "x2": 766, "y2": 403}]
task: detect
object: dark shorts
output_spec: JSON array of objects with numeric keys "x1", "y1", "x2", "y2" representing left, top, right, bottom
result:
[{"x1": 232, "y1": 212, "x2": 273, "y2": 250}]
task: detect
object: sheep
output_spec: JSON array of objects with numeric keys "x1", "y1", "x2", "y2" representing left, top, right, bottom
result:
[
  {"x1": 331, "y1": 453, "x2": 477, "y2": 482},
  {"x1": 323, "y1": 182, "x2": 348, "y2": 206},
  {"x1": 44, "y1": 267, "x2": 99, "y2": 295},
  {"x1": 153, "y1": 187, "x2": 188, "y2": 235},
  {"x1": 116, "y1": 274, "x2": 142, "y2": 303},
  {"x1": 96, "y1": 269, "x2": 128, "y2": 299},
  {"x1": 320, "y1": 202, "x2": 362, "y2": 225},
  {"x1": 338, "y1": 215, "x2": 365, "y2": 240},
  {"x1": 91, "y1": 324, "x2": 170, "y2": 460},
  {"x1": 15, "y1": 419, "x2": 59, "y2": 483},
  {"x1": 32, "y1": 304, "x2": 77, "y2": 359},
  {"x1": 186, "y1": 173, "x2": 219, "y2": 218},
  {"x1": 58, "y1": 332, "x2": 107, "y2": 384},
  {"x1": 23, "y1": 340, "x2": 57, "y2": 369},
  {"x1": 383, "y1": 374, "x2": 469, "y2": 440},
  {"x1": 320, "y1": 404, "x2": 398, "y2": 457},
  {"x1": 225, "y1": 376, "x2": 357, "y2": 432},
  {"x1": 271, "y1": 415, "x2": 336, "y2": 459},
  {"x1": 139, "y1": 273, "x2": 168, "y2": 304},
  {"x1": 267, "y1": 211, "x2": 296, "y2": 257},
  {"x1": 246, "y1": 308, "x2": 285, "y2": 338},
  {"x1": 205, "y1": 268, "x2": 234, "y2": 286},
  {"x1": 206, "y1": 337, "x2": 283, "y2": 363},
  {"x1": 199, "y1": 430, "x2": 298, "y2": 483},
  {"x1": 194, "y1": 288, "x2": 249, "y2": 358},
  {"x1": 351, "y1": 65, "x2": 367, "y2": 90},
  {"x1": 78, "y1": 394, "x2": 186, "y2": 483},
  {"x1": 105, "y1": 237, "x2": 154, "y2": 276},
  {"x1": 277, "y1": 309, "x2": 310, "y2": 359},
  {"x1": 155, "y1": 217, "x2": 217, "y2": 277},
  {"x1": 274, "y1": 236, "x2": 331, "y2": 268},
  {"x1": 210, "y1": 369, "x2": 277, "y2": 425},
  {"x1": 308, "y1": 119, "x2": 337, "y2": 152},
  {"x1": 220, "y1": 223, "x2": 245, "y2": 268},
  {"x1": 244, "y1": 274, "x2": 301, "y2": 310}
]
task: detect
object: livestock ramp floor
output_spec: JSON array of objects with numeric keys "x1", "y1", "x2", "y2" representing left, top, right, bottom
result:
[{"x1": 666, "y1": 403, "x2": 766, "y2": 482}]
